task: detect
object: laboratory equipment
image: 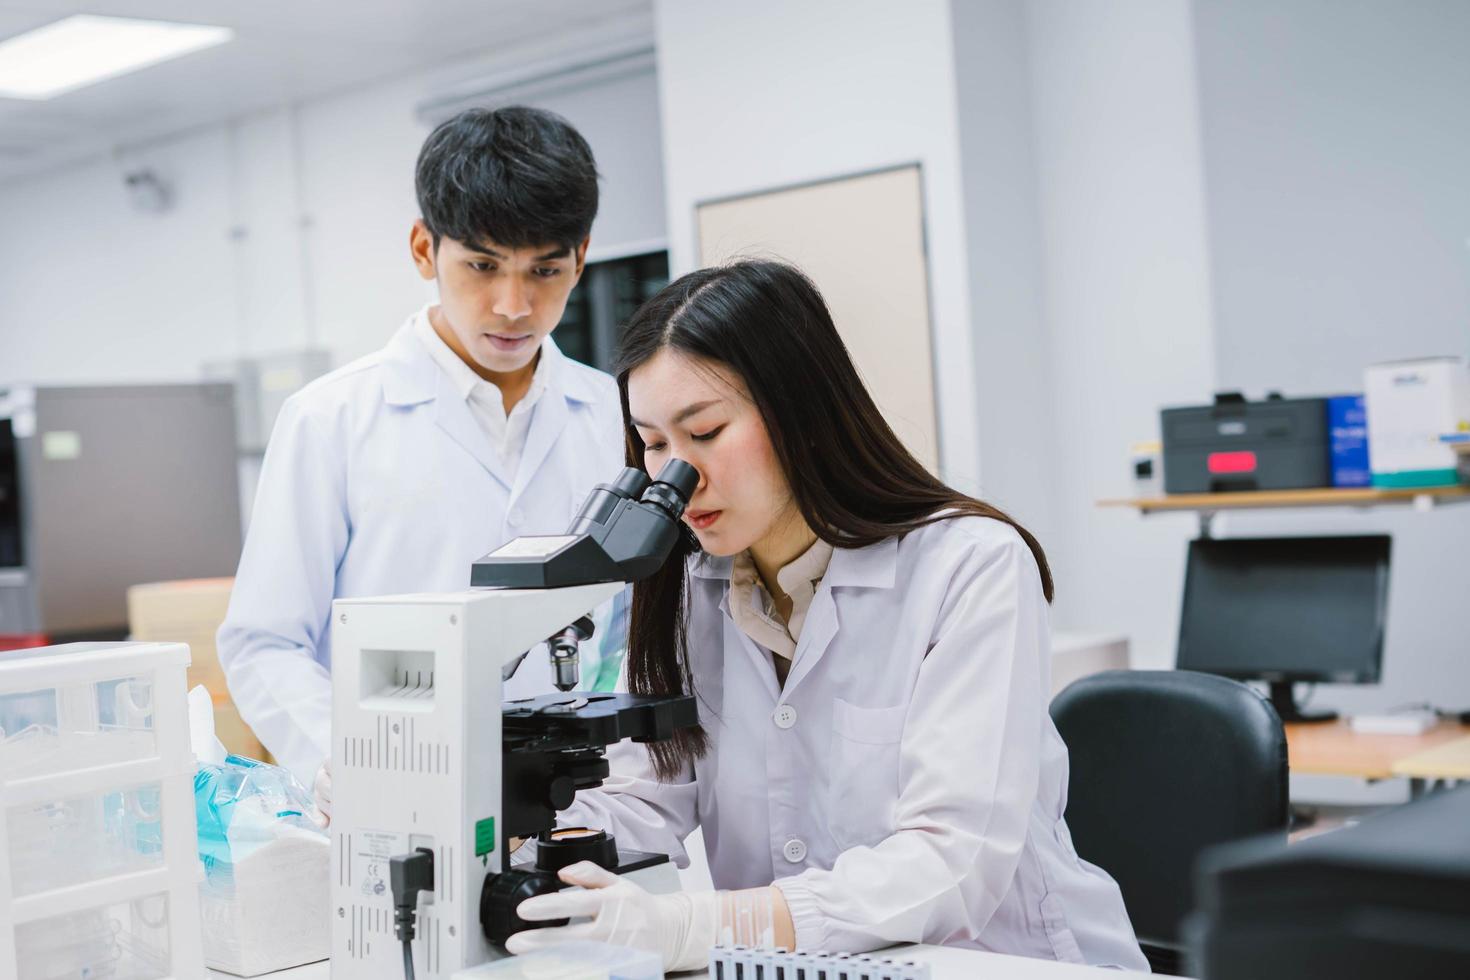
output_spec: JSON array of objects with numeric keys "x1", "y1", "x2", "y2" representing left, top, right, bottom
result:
[
  {"x1": 1187, "y1": 785, "x2": 1470, "y2": 978},
  {"x1": 0, "y1": 383, "x2": 241, "y2": 644},
  {"x1": 1160, "y1": 393, "x2": 1331, "y2": 493},
  {"x1": 708, "y1": 946, "x2": 933, "y2": 980},
  {"x1": 331, "y1": 463, "x2": 702, "y2": 979},
  {"x1": 0, "y1": 640, "x2": 205, "y2": 979},
  {"x1": 1175, "y1": 535, "x2": 1391, "y2": 722}
]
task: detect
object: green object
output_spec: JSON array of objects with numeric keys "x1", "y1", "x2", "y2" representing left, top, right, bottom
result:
[
  {"x1": 1371, "y1": 469, "x2": 1459, "y2": 488},
  {"x1": 475, "y1": 817, "x2": 496, "y2": 856},
  {"x1": 592, "y1": 648, "x2": 625, "y2": 692}
]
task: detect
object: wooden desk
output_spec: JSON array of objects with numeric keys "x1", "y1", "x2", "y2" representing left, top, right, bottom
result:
[
  {"x1": 1098, "y1": 485, "x2": 1470, "y2": 515},
  {"x1": 1286, "y1": 720, "x2": 1470, "y2": 792},
  {"x1": 1392, "y1": 735, "x2": 1470, "y2": 782}
]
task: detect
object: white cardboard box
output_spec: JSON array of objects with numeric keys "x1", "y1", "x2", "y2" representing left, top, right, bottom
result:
[{"x1": 1364, "y1": 356, "x2": 1470, "y2": 487}]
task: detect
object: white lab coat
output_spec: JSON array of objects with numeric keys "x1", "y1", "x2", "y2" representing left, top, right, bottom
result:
[
  {"x1": 218, "y1": 311, "x2": 624, "y2": 785},
  {"x1": 559, "y1": 516, "x2": 1149, "y2": 969}
]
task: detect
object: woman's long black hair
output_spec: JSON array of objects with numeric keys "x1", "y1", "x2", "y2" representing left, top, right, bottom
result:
[{"x1": 612, "y1": 260, "x2": 1053, "y2": 779}]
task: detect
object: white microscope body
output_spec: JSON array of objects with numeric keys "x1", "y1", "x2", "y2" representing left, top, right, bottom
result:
[
  {"x1": 327, "y1": 461, "x2": 701, "y2": 980},
  {"x1": 327, "y1": 581, "x2": 620, "y2": 979}
]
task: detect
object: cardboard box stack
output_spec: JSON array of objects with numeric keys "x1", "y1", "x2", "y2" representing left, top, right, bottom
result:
[{"x1": 127, "y1": 578, "x2": 270, "y2": 763}]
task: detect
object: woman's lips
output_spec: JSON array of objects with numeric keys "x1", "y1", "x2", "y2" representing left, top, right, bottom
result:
[
  {"x1": 686, "y1": 509, "x2": 721, "y2": 530},
  {"x1": 485, "y1": 333, "x2": 532, "y2": 352}
]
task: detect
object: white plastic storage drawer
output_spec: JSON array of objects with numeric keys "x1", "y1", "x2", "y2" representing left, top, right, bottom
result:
[
  {"x1": 0, "y1": 675, "x2": 161, "y2": 782},
  {"x1": 15, "y1": 890, "x2": 176, "y2": 980},
  {"x1": 0, "y1": 642, "x2": 192, "y2": 784},
  {"x1": 1, "y1": 643, "x2": 204, "y2": 980},
  {"x1": 6, "y1": 776, "x2": 176, "y2": 898}
]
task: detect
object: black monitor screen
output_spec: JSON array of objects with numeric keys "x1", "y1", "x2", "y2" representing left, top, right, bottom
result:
[
  {"x1": 0, "y1": 418, "x2": 20, "y2": 568},
  {"x1": 1177, "y1": 535, "x2": 1390, "y2": 684}
]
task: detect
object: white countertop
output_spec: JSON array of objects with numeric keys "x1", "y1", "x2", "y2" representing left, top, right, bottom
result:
[{"x1": 208, "y1": 943, "x2": 1168, "y2": 979}]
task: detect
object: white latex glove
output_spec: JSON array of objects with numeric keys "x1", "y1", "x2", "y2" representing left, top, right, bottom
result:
[
  {"x1": 507, "y1": 861, "x2": 718, "y2": 971},
  {"x1": 313, "y1": 760, "x2": 332, "y2": 826}
]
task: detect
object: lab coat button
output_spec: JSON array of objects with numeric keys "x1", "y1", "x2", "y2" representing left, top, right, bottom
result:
[
  {"x1": 773, "y1": 705, "x2": 797, "y2": 729},
  {"x1": 783, "y1": 838, "x2": 807, "y2": 863},
  {"x1": 508, "y1": 508, "x2": 525, "y2": 527}
]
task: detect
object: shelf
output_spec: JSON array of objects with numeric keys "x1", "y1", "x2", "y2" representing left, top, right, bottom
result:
[{"x1": 1097, "y1": 485, "x2": 1470, "y2": 514}]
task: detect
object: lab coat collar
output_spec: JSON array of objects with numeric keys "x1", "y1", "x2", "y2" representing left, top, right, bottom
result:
[
  {"x1": 433, "y1": 370, "x2": 513, "y2": 489},
  {"x1": 379, "y1": 310, "x2": 605, "y2": 492},
  {"x1": 693, "y1": 535, "x2": 898, "y2": 702},
  {"x1": 687, "y1": 534, "x2": 898, "y2": 590},
  {"x1": 380, "y1": 319, "x2": 438, "y2": 407},
  {"x1": 378, "y1": 308, "x2": 605, "y2": 409}
]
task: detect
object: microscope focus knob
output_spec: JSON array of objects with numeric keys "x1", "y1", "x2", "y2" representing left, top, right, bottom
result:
[
  {"x1": 481, "y1": 869, "x2": 565, "y2": 945},
  {"x1": 547, "y1": 775, "x2": 576, "y2": 810}
]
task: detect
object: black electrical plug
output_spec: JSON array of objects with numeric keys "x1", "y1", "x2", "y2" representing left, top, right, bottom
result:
[{"x1": 390, "y1": 848, "x2": 435, "y2": 980}]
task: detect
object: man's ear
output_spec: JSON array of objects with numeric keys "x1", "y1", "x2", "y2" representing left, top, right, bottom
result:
[
  {"x1": 573, "y1": 237, "x2": 590, "y2": 278},
  {"x1": 409, "y1": 220, "x2": 438, "y2": 281}
]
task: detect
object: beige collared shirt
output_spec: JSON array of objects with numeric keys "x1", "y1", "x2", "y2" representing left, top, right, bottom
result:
[
  {"x1": 729, "y1": 536, "x2": 835, "y2": 683},
  {"x1": 414, "y1": 307, "x2": 548, "y2": 475}
]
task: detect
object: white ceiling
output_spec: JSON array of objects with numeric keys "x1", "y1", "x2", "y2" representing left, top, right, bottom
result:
[{"x1": 0, "y1": 0, "x2": 649, "y2": 183}]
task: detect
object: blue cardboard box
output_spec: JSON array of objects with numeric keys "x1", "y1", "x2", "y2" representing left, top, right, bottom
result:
[{"x1": 1329, "y1": 394, "x2": 1371, "y2": 487}]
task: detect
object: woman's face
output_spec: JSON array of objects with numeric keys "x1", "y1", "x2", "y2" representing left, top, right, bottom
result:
[{"x1": 627, "y1": 349, "x2": 796, "y2": 558}]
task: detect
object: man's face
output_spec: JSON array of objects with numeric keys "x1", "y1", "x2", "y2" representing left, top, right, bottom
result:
[{"x1": 410, "y1": 220, "x2": 587, "y2": 376}]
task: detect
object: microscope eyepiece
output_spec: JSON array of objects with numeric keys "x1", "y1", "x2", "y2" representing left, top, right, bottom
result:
[
  {"x1": 472, "y1": 461, "x2": 701, "y2": 589},
  {"x1": 641, "y1": 459, "x2": 699, "y2": 520},
  {"x1": 610, "y1": 467, "x2": 652, "y2": 500}
]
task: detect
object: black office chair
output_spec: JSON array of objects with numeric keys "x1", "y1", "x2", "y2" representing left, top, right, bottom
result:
[{"x1": 1050, "y1": 669, "x2": 1289, "y2": 976}]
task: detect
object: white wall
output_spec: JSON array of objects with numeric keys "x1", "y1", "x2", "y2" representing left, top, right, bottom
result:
[
  {"x1": 0, "y1": 38, "x2": 667, "y2": 385},
  {"x1": 949, "y1": 0, "x2": 1061, "y2": 547},
  {"x1": 1022, "y1": 0, "x2": 1219, "y2": 664},
  {"x1": 652, "y1": 0, "x2": 985, "y2": 491},
  {"x1": 1193, "y1": 0, "x2": 1470, "y2": 722},
  {"x1": 0, "y1": 130, "x2": 242, "y2": 385}
]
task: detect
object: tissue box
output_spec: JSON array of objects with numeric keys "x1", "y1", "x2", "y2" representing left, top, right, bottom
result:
[
  {"x1": 1364, "y1": 357, "x2": 1470, "y2": 488},
  {"x1": 201, "y1": 832, "x2": 331, "y2": 976}
]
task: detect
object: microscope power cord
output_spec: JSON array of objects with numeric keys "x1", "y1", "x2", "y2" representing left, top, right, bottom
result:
[{"x1": 389, "y1": 848, "x2": 436, "y2": 980}]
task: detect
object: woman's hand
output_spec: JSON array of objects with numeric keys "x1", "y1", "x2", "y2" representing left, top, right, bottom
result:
[{"x1": 507, "y1": 861, "x2": 716, "y2": 971}]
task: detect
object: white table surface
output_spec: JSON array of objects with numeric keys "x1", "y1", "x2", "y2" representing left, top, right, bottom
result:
[{"x1": 208, "y1": 943, "x2": 1172, "y2": 979}]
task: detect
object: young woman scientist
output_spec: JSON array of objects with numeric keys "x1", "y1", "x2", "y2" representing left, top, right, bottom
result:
[{"x1": 507, "y1": 260, "x2": 1148, "y2": 972}]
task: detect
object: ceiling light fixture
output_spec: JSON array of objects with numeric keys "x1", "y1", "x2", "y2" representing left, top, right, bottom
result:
[{"x1": 0, "y1": 14, "x2": 233, "y2": 101}]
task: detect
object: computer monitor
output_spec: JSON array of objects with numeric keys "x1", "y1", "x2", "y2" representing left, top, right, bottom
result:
[{"x1": 1176, "y1": 535, "x2": 1391, "y2": 723}]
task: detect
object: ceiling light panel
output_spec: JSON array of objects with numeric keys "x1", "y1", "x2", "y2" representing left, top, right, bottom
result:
[{"x1": 0, "y1": 14, "x2": 233, "y2": 100}]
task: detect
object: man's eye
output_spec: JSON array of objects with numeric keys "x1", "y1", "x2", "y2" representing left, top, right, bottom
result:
[
  {"x1": 691, "y1": 426, "x2": 724, "y2": 442},
  {"x1": 469, "y1": 261, "x2": 494, "y2": 273},
  {"x1": 534, "y1": 267, "x2": 561, "y2": 278}
]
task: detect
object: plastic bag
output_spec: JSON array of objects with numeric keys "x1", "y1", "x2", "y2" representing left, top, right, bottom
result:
[{"x1": 194, "y1": 754, "x2": 322, "y2": 872}]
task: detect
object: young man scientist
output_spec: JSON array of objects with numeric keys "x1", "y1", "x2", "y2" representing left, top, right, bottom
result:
[{"x1": 217, "y1": 107, "x2": 624, "y2": 814}]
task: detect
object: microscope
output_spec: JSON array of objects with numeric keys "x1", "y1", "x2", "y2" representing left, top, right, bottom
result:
[{"x1": 328, "y1": 462, "x2": 700, "y2": 979}]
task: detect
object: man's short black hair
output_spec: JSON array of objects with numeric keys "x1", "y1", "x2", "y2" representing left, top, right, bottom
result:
[{"x1": 415, "y1": 105, "x2": 599, "y2": 252}]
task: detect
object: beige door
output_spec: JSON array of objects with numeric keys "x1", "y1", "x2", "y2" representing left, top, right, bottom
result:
[{"x1": 696, "y1": 165, "x2": 940, "y2": 471}]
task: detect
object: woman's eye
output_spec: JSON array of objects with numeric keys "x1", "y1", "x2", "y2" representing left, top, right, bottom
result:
[
  {"x1": 691, "y1": 426, "x2": 724, "y2": 442},
  {"x1": 644, "y1": 442, "x2": 667, "y2": 454}
]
